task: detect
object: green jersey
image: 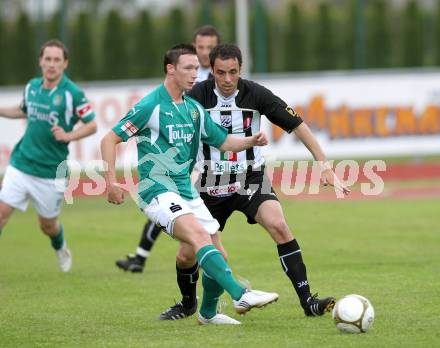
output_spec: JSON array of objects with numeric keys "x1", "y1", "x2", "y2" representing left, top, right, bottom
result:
[
  {"x1": 113, "y1": 83, "x2": 227, "y2": 205},
  {"x1": 10, "y1": 74, "x2": 95, "y2": 178}
]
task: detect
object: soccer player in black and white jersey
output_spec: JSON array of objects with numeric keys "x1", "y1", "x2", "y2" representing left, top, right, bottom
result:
[{"x1": 157, "y1": 44, "x2": 350, "y2": 319}]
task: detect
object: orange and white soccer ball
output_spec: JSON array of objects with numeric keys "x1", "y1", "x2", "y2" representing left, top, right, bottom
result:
[{"x1": 332, "y1": 294, "x2": 375, "y2": 333}]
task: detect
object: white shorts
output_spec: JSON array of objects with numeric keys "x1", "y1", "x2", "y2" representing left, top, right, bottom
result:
[
  {"x1": 0, "y1": 165, "x2": 66, "y2": 219},
  {"x1": 144, "y1": 192, "x2": 219, "y2": 237}
]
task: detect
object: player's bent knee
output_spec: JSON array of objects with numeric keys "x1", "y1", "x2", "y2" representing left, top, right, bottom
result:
[
  {"x1": 0, "y1": 214, "x2": 6, "y2": 229},
  {"x1": 176, "y1": 244, "x2": 197, "y2": 266},
  {"x1": 39, "y1": 220, "x2": 59, "y2": 236},
  {"x1": 0, "y1": 203, "x2": 14, "y2": 228},
  {"x1": 0, "y1": 211, "x2": 5, "y2": 228},
  {"x1": 186, "y1": 224, "x2": 212, "y2": 245},
  {"x1": 176, "y1": 252, "x2": 196, "y2": 266},
  {"x1": 267, "y1": 219, "x2": 292, "y2": 243}
]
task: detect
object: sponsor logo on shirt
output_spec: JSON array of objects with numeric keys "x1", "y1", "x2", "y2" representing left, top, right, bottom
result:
[
  {"x1": 213, "y1": 161, "x2": 246, "y2": 174},
  {"x1": 77, "y1": 103, "x2": 93, "y2": 118},
  {"x1": 166, "y1": 124, "x2": 194, "y2": 144},
  {"x1": 121, "y1": 120, "x2": 139, "y2": 136},
  {"x1": 207, "y1": 182, "x2": 241, "y2": 197},
  {"x1": 27, "y1": 102, "x2": 59, "y2": 125}
]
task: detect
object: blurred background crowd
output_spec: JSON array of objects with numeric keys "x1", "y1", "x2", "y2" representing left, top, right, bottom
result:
[{"x1": 1, "y1": 0, "x2": 440, "y2": 85}]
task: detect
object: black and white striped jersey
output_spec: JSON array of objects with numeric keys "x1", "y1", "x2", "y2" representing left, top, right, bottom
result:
[{"x1": 187, "y1": 78, "x2": 303, "y2": 193}]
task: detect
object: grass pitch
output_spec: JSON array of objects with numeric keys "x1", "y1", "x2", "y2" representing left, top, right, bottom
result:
[{"x1": 0, "y1": 196, "x2": 439, "y2": 347}]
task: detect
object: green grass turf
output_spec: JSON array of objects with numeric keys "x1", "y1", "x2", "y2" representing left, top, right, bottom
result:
[{"x1": 0, "y1": 197, "x2": 439, "y2": 347}]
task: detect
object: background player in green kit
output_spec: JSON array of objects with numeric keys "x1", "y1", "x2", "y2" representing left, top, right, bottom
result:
[
  {"x1": 0, "y1": 40, "x2": 97, "y2": 272},
  {"x1": 101, "y1": 44, "x2": 278, "y2": 325}
]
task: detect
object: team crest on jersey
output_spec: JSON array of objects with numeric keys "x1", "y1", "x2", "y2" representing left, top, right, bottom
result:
[
  {"x1": 191, "y1": 109, "x2": 199, "y2": 121},
  {"x1": 286, "y1": 106, "x2": 299, "y2": 117},
  {"x1": 53, "y1": 95, "x2": 63, "y2": 106},
  {"x1": 220, "y1": 114, "x2": 232, "y2": 128}
]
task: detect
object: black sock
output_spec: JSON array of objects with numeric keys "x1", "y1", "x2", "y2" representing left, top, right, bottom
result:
[
  {"x1": 136, "y1": 220, "x2": 161, "y2": 262},
  {"x1": 176, "y1": 262, "x2": 199, "y2": 308},
  {"x1": 277, "y1": 239, "x2": 312, "y2": 307}
]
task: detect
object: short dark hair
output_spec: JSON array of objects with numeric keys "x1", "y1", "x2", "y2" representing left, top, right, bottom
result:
[
  {"x1": 163, "y1": 44, "x2": 197, "y2": 73},
  {"x1": 39, "y1": 39, "x2": 69, "y2": 60},
  {"x1": 192, "y1": 25, "x2": 221, "y2": 43},
  {"x1": 209, "y1": 44, "x2": 242, "y2": 68}
]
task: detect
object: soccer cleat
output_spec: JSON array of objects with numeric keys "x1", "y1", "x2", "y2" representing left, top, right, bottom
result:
[
  {"x1": 158, "y1": 301, "x2": 198, "y2": 320},
  {"x1": 233, "y1": 289, "x2": 279, "y2": 315},
  {"x1": 56, "y1": 245, "x2": 72, "y2": 272},
  {"x1": 115, "y1": 254, "x2": 145, "y2": 273},
  {"x1": 197, "y1": 313, "x2": 241, "y2": 325},
  {"x1": 303, "y1": 293, "x2": 336, "y2": 316}
]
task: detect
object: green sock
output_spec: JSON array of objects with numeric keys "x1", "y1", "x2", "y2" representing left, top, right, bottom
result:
[
  {"x1": 196, "y1": 245, "x2": 245, "y2": 301},
  {"x1": 200, "y1": 272, "x2": 224, "y2": 319},
  {"x1": 50, "y1": 225, "x2": 64, "y2": 251}
]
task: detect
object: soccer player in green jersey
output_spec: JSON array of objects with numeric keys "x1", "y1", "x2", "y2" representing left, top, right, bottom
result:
[
  {"x1": 0, "y1": 40, "x2": 97, "y2": 272},
  {"x1": 115, "y1": 25, "x2": 222, "y2": 273},
  {"x1": 101, "y1": 44, "x2": 278, "y2": 325}
]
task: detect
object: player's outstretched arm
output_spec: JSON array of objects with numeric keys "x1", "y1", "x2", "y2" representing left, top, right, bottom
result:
[
  {"x1": 101, "y1": 131, "x2": 125, "y2": 205},
  {"x1": 0, "y1": 106, "x2": 26, "y2": 119},
  {"x1": 219, "y1": 131, "x2": 268, "y2": 153},
  {"x1": 52, "y1": 120, "x2": 97, "y2": 143},
  {"x1": 293, "y1": 123, "x2": 350, "y2": 195}
]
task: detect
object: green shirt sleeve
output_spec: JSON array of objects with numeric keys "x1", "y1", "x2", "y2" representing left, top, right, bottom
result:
[
  {"x1": 112, "y1": 102, "x2": 153, "y2": 142},
  {"x1": 20, "y1": 82, "x2": 30, "y2": 114},
  {"x1": 73, "y1": 89, "x2": 95, "y2": 123},
  {"x1": 200, "y1": 108, "x2": 228, "y2": 148}
]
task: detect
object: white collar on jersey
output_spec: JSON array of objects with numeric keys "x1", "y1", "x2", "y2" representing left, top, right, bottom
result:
[
  {"x1": 214, "y1": 86, "x2": 239, "y2": 101},
  {"x1": 171, "y1": 100, "x2": 189, "y2": 116},
  {"x1": 39, "y1": 85, "x2": 58, "y2": 96}
]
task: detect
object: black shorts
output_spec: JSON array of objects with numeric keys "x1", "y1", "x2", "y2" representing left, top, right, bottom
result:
[{"x1": 199, "y1": 169, "x2": 279, "y2": 231}]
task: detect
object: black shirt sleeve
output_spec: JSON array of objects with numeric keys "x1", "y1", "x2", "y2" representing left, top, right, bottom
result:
[
  {"x1": 252, "y1": 81, "x2": 303, "y2": 133},
  {"x1": 187, "y1": 82, "x2": 204, "y2": 101},
  {"x1": 187, "y1": 79, "x2": 218, "y2": 109}
]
